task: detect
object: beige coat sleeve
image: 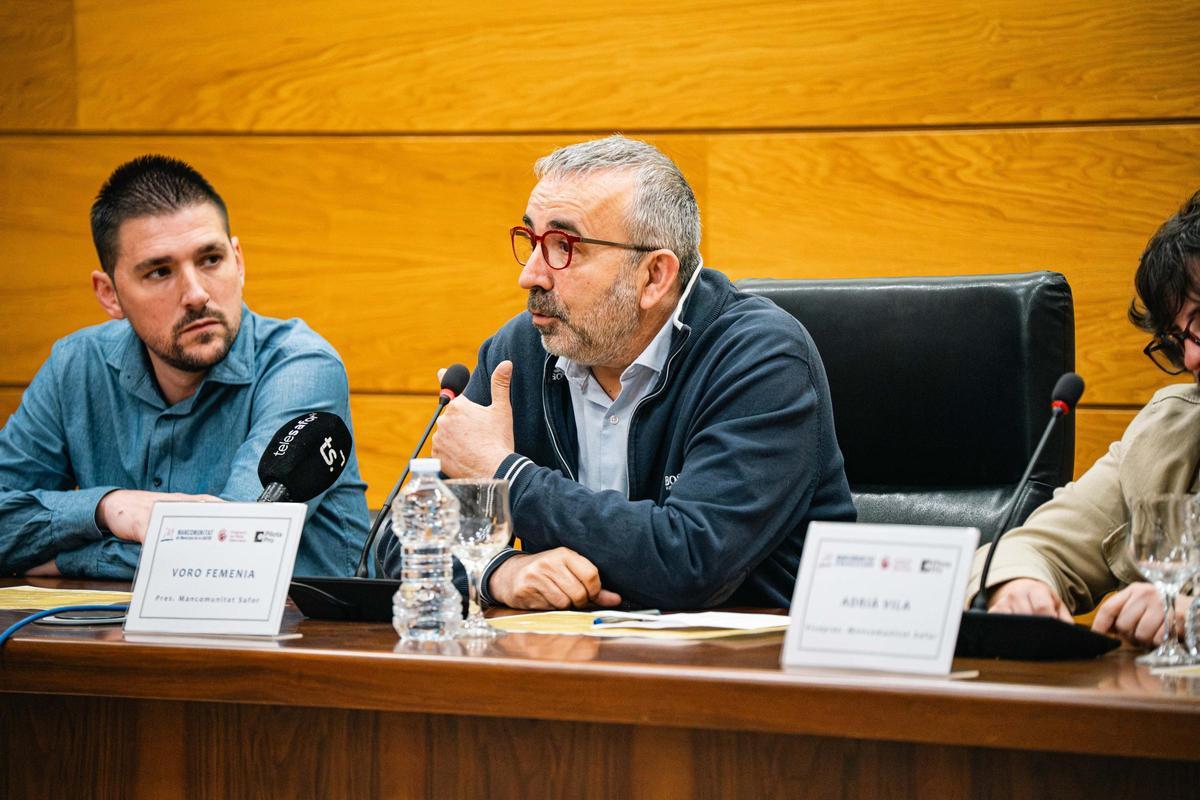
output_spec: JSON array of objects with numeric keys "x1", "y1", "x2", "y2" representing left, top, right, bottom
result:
[
  {"x1": 965, "y1": 384, "x2": 1200, "y2": 613},
  {"x1": 966, "y1": 422, "x2": 1135, "y2": 614}
]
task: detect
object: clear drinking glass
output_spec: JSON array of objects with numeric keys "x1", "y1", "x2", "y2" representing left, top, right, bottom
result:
[
  {"x1": 445, "y1": 479, "x2": 513, "y2": 639},
  {"x1": 1185, "y1": 580, "x2": 1200, "y2": 663},
  {"x1": 1128, "y1": 494, "x2": 1200, "y2": 666}
]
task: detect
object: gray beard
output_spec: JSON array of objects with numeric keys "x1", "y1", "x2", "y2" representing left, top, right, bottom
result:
[{"x1": 527, "y1": 269, "x2": 641, "y2": 367}]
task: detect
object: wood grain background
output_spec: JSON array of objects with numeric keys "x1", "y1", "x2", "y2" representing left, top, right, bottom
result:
[{"x1": 2, "y1": 0, "x2": 1198, "y2": 504}]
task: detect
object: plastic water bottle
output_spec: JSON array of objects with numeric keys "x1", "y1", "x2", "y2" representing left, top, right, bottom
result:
[{"x1": 392, "y1": 458, "x2": 461, "y2": 642}]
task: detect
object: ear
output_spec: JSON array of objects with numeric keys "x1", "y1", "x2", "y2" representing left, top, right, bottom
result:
[
  {"x1": 231, "y1": 235, "x2": 245, "y2": 287},
  {"x1": 637, "y1": 250, "x2": 681, "y2": 311},
  {"x1": 91, "y1": 270, "x2": 125, "y2": 320}
]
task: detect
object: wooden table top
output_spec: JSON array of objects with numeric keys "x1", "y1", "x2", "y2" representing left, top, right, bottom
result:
[{"x1": 2, "y1": 578, "x2": 1198, "y2": 761}]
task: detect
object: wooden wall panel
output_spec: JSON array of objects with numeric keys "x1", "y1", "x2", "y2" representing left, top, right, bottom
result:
[
  {"x1": 708, "y1": 126, "x2": 1200, "y2": 406},
  {"x1": 0, "y1": 0, "x2": 76, "y2": 130},
  {"x1": 0, "y1": 134, "x2": 709, "y2": 393},
  {"x1": 0, "y1": 389, "x2": 21, "y2": 425},
  {"x1": 1074, "y1": 408, "x2": 1136, "y2": 481},
  {"x1": 67, "y1": 1, "x2": 1200, "y2": 133},
  {"x1": 351, "y1": 393, "x2": 438, "y2": 507},
  {"x1": 2, "y1": 129, "x2": 1195, "y2": 405}
]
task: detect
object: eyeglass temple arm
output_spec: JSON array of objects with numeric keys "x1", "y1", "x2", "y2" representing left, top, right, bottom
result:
[{"x1": 576, "y1": 236, "x2": 661, "y2": 252}]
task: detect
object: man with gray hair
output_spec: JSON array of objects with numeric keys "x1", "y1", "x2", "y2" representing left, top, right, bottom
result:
[{"x1": 415, "y1": 135, "x2": 855, "y2": 610}]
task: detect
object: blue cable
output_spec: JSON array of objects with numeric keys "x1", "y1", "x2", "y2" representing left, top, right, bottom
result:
[{"x1": 0, "y1": 604, "x2": 130, "y2": 647}]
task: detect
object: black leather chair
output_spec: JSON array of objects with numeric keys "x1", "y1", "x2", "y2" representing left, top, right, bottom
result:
[{"x1": 739, "y1": 271, "x2": 1075, "y2": 545}]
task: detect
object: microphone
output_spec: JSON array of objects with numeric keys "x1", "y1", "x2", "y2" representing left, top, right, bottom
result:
[
  {"x1": 257, "y1": 411, "x2": 353, "y2": 502},
  {"x1": 970, "y1": 372, "x2": 1083, "y2": 611},
  {"x1": 353, "y1": 363, "x2": 471, "y2": 577},
  {"x1": 287, "y1": 365, "x2": 472, "y2": 623},
  {"x1": 956, "y1": 372, "x2": 1118, "y2": 660}
]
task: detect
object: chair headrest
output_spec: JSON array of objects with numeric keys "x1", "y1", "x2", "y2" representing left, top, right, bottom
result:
[{"x1": 739, "y1": 272, "x2": 1074, "y2": 488}]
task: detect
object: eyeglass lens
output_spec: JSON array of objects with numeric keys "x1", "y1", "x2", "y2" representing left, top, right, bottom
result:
[{"x1": 1150, "y1": 340, "x2": 1185, "y2": 372}]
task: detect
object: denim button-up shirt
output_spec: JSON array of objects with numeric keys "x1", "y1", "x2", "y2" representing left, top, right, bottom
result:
[{"x1": 0, "y1": 307, "x2": 369, "y2": 578}]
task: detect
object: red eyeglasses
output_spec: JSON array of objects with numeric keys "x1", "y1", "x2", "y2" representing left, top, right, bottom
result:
[{"x1": 509, "y1": 226, "x2": 662, "y2": 270}]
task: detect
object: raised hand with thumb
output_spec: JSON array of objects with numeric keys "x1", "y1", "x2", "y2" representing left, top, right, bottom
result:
[{"x1": 431, "y1": 360, "x2": 517, "y2": 479}]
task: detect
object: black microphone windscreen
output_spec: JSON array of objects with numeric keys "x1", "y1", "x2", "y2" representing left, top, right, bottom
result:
[
  {"x1": 257, "y1": 411, "x2": 353, "y2": 503},
  {"x1": 441, "y1": 363, "x2": 471, "y2": 397},
  {"x1": 1051, "y1": 372, "x2": 1085, "y2": 410}
]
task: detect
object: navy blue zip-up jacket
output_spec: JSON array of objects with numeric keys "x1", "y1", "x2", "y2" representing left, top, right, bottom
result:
[{"x1": 465, "y1": 268, "x2": 856, "y2": 609}]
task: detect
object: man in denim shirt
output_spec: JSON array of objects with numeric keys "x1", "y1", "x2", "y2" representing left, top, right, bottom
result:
[{"x1": 0, "y1": 155, "x2": 368, "y2": 578}]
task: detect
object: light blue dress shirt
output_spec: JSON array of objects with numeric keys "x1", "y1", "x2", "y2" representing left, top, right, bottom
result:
[
  {"x1": 558, "y1": 316, "x2": 675, "y2": 495},
  {"x1": 0, "y1": 307, "x2": 369, "y2": 578}
]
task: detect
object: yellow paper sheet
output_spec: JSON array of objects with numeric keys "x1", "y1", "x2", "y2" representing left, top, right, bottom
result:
[
  {"x1": 0, "y1": 585, "x2": 131, "y2": 611},
  {"x1": 488, "y1": 610, "x2": 788, "y2": 640},
  {"x1": 1153, "y1": 664, "x2": 1200, "y2": 677},
  {"x1": 488, "y1": 611, "x2": 600, "y2": 635}
]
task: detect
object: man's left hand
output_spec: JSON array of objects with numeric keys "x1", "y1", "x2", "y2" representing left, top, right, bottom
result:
[
  {"x1": 25, "y1": 559, "x2": 61, "y2": 577},
  {"x1": 432, "y1": 361, "x2": 516, "y2": 479},
  {"x1": 1091, "y1": 582, "x2": 1191, "y2": 647}
]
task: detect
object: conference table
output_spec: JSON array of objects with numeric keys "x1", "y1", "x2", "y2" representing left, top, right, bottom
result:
[{"x1": 1, "y1": 578, "x2": 1198, "y2": 799}]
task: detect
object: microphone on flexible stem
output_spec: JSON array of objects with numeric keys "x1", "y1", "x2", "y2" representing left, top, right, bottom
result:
[
  {"x1": 289, "y1": 365, "x2": 472, "y2": 622},
  {"x1": 257, "y1": 411, "x2": 353, "y2": 502},
  {"x1": 955, "y1": 372, "x2": 1118, "y2": 660},
  {"x1": 353, "y1": 363, "x2": 471, "y2": 578},
  {"x1": 970, "y1": 372, "x2": 1084, "y2": 612}
]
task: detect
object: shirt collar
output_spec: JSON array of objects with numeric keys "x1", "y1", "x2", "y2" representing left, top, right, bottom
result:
[
  {"x1": 105, "y1": 305, "x2": 255, "y2": 408},
  {"x1": 627, "y1": 310, "x2": 674, "y2": 377},
  {"x1": 670, "y1": 259, "x2": 704, "y2": 330},
  {"x1": 558, "y1": 287, "x2": 684, "y2": 390}
]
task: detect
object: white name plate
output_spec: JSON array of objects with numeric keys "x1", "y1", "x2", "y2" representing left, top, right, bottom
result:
[
  {"x1": 125, "y1": 501, "x2": 306, "y2": 637},
  {"x1": 782, "y1": 522, "x2": 979, "y2": 675}
]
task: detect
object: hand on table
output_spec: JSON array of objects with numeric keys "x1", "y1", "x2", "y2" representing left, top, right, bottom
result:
[
  {"x1": 986, "y1": 578, "x2": 1074, "y2": 623},
  {"x1": 24, "y1": 559, "x2": 61, "y2": 577},
  {"x1": 488, "y1": 547, "x2": 622, "y2": 610},
  {"x1": 1091, "y1": 582, "x2": 1192, "y2": 648},
  {"x1": 432, "y1": 361, "x2": 516, "y2": 479},
  {"x1": 96, "y1": 489, "x2": 222, "y2": 543}
]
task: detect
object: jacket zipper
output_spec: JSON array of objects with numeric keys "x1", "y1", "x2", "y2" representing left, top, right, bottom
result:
[
  {"x1": 541, "y1": 355, "x2": 577, "y2": 482},
  {"x1": 626, "y1": 326, "x2": 690, "y2": 490}
]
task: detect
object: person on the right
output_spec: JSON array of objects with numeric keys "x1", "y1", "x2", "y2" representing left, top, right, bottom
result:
[{"x1": 966, "y1": 190, "x2": 1200, "y2": 647}]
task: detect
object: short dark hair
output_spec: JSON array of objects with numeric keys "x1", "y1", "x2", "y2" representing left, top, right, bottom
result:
[
  {"x1": 90, "y1": 154, "x2": 230, "y2": 276},
  {"x1": 1129, "y1": 190, "x2": 1200, "y2": 334}
]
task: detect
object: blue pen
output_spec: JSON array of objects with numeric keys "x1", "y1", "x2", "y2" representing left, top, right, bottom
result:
[{"x1": 592, "y1": 610, "x2": 661, "y2": 626}]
